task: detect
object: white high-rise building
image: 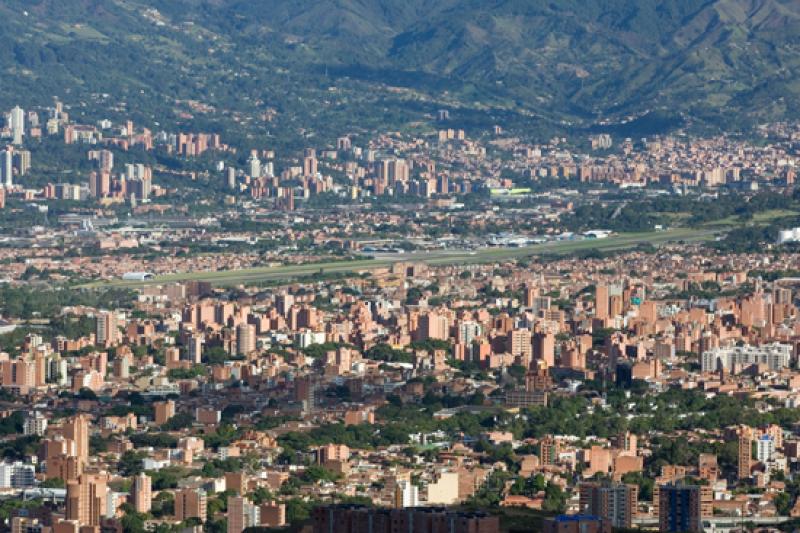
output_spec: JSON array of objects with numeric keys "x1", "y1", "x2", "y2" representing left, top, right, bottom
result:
[
  {"x1": 395, "y1": 480, "x2": 419, "y2": 508},
  {"x1": 125, "y1": 163, "x2": 148, "y2": 181},
  {"x1": 10, "y1": 106, "x2": 24, "y2": 145},
  {"x1": 457, "y1": 321, "x2": 482, "y2": 344},
  {"x1": 23, "y1": 411, "x2": 48, "y2": 436},
  {"x1": 1, "y1": 147, "x2": 13, "y2": 187},
  {"x1": 248, "y1": 152, "x2": 261, "y2": 178},
  {"x1": 106, "y1": 491, "x2": 121, "y2": 518},
  {"x1": 0, "y1": 462, "x2": 35, "y2": 488},
  {"x1": 756, "y1": 435, "x2": 775, "y2": 463}
]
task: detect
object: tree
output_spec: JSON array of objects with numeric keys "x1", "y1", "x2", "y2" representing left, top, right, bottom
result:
[
  {"x1": 364, "y1": 343, "x2": 412, "y2": 363},
  {"x1": 405, "y1": 287, "x2": 423, "y2": 304},
  {"x1": 507, "y1": 365, "x2": 527, "y2": 383},
  {"x1": 130, "y1": 433, "x2": 179, "y2": 449},
  {"x1": 621, "y1": 471, "x2": 654, "y2": 502},
  {"x1": 151, "y1": 491, "x2": 175, "y2": 518},
  {"x1": 120, "y1": 506, "x2": 147, "y2": 533},
  {"x1": 542, "y1": 482, "x2": 566, "y2": 514},
  {"x1": 167, "y1": 366, "x2": 206, "y2": 380},
  {"x1": 510, "y1": 473, "x2": 547, "y2": 498},
  {"x1": 204, "y1": 347, "x2": 230, "y2": 365},
  {"x1": 149, "y1": 467, "x2": 184, "y2": 490},
  {"x1": 90, "y1": 434, "x2": 110, "y2": 454},
  {"x1": 207, "y1": 491, "x2": 234, "y2": 515},
  {"x1": 285, "y1": 498, "x2": 314, "y2": 524},
  {"x1": 161, "y1": 411, "x2": 194, "y2": 431},
  {"x1": 302, "y1": 465, "x2": 341, "y2": 484},
  {"x1": 75, "y1": 387, "x2": 98, "y2": 400},
  {"x1": 249, "y1": 486, "x2": 273, "y2": 505},
  {"x1": 775, "y1": 492, "x2": 792, "y2": 516},
  {"x1": 204, "y1": 518, "x2": 227, "y2": 533},
  {"x1": 531, "y1": 474, "x2": 547, "y2": 492},
  {"x1": 118, "y1": 450, "x2": 146, "y2": 476},
  {"x1": 41, "y1": 477, "x2": 65, "y2": 488},
  {"x1": 466, "y1": 471, "x2": 510, "y2": 508},
  {"x1": 203, "y1": 424, "x2": 240, "y2": 449}
]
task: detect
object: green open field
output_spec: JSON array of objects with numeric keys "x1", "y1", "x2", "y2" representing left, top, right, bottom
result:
[
  {"x1": 79, "y1": 226, "x2": 721, "y2": 289},
  {"x1": 654, "y1": 208, "x2": 799, "y2": 229},
  {"x1": 701, "y1": 208, "x2": 799, "y2": 229}
]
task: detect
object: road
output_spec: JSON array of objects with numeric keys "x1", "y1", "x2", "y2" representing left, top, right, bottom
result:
[{"x1": 78, "y1": 226, "x2": 720, "y2": 289}]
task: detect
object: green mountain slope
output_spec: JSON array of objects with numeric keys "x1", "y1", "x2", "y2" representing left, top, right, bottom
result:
[{"x1": 1, "y1": 0, "x2": 799, "y2": 137}]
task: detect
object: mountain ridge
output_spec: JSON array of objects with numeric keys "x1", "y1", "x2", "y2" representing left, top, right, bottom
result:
[{"x1": 1, "y1": 0, "x2": 799, "y2": 136}]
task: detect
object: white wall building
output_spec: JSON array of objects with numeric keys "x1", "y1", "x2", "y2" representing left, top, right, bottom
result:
[
  {"x1": 395, "y1": 480, "x2": 419, "y2": 508},
  {"x1": 23, "y1": 411, "x2": 48, "y2": 436},
  {"x1": 0, "y1": 462, "x2": 35, "y2": 488},
  {"x1": 756, "y1": 435, "x2": 775, "y2": 463},
  {"x1": 701, "y1": 343, "x2": 791, "y2": 373},
  {"x1": 778, "y1": 227, "x2": 800, "y2": 244}
]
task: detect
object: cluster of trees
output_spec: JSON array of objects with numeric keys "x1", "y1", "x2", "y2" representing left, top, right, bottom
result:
[
  {"x1": 561, "y1": 190, "x2": 800, "y2": 238},
  {"x1": 649, "y1": 191, "x2": 795, "y2": 225},
  {"x1": 0, "y1": 435, "x2": 39, "y2": 461},
  {"x1": 280, "y1": 466, "x2": 341, "y2": 495},
  {"x1": 160, "y1": 412, "x2": 194, "y2": 431},
  {"x1": 0, "y1": 286, "x2": 134, "y2": 319},
  {"x1": 167, "y1": 366, "x2": 206, "y2": 380},
  {"x1": 668, "y1": 280, "x2": 753, "y2": 300},
  {"x1": 644, "y1": 436, "x2": 738, "y2": 481},
  {"x1": 561, "y1": 203, "x2": 663, "y2": 232},
  {"x1": 120, "y1": 503, "x2": 221, "y2": 533},
  {"x1": 364, "y1": 343, "x2": 414, "y2": 363},
  {"x1": 200, "y1": 458, "x2": 244, "y2": 478},
  {"x1": 202, "y1": 423, "x2": 241, "y2": 450},
  {"x1": 118, "y1": 450, "x2": 147, "y2": 477},
  {"x1": 204, "y1": 346, "x2": 241, "y2": 366},
  {"x1": 714, "y1": 226, "x2": 779, "y2": 253},
  {"x1": 409, "y1": 339, "x2": 451, "y2": 352},
  {"x1": 105, "y1": 403, "x2": 154, "y2": 419},
  {"x1": 0, "y1": 286, "x2": 136, "y2": 354},
  {"x1": 302, "y1": 342, "x2": 353, "y2": 360},
  {"x1": 749, "y1": 269, "x2": 800, "y2": 281},
  {"x1": 129, "y1": 432, "x2": 179, "y2": 449},
  {"x1": 0, "y1": 497, "x2": 46, "y2": 524},
  {"x1": 278, "y1": 423, "x2": 410, "y2": 459},
  {"x1": 467, "y1": 470, "x2": 566, "y2": 513},
  {"x1": 0, "y1": 411, "x2": 24, "y2": 436},
  {"x1": 270, "y1": 378, "x2": 800, "y2": 475}
]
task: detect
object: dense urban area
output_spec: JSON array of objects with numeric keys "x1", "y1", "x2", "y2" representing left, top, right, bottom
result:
[
  {"x1": 0, "y1": 92, "x2": 799, "y2": 533},
  {"x1": 2, "y1": 2, "x2": 800, "y2": 533}
]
